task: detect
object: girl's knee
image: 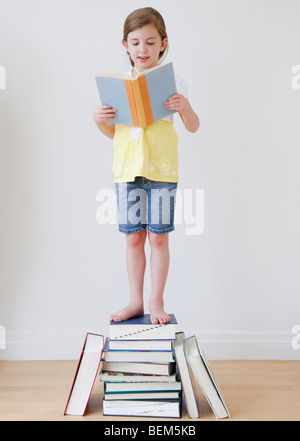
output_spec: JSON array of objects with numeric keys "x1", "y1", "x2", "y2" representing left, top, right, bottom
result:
[
  {"x1": 126, "y1": 230, "x2": 146, "y2": 248},
  {"x1": 148, "y1": 232, "x2": 168, "y2": 248}
]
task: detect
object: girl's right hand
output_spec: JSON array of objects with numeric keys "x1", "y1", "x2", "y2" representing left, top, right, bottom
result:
[{"x1": 94, "y1": 105, "x2": 117, "y2": 124}]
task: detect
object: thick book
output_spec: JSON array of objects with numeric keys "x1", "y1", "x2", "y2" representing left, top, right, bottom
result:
[
  {"x1": 104, "y1": 380, "x2": 181, "y2": 393},
  {"x1": 103, "y1": 399, "x2": 181, "y2": 418},
  {"x1": 173, "y1": 332, "x2": 199, "y2": 419},
  {"x1": 109, "y1": 339, "x2": 173, "y2": 351},
  {"x1": 185, "y1": 336, "x2": 230, "y2": 419},
  {"x1": 64, "y1": 333, "x2": 104, "y2": 416},
  {"x1": 101, "y1": 361, "x2": 174, "y2": 376},
  {"x1": 109, "y1": 314, "x2": 177, "y2": 341},
  {"x1": 103, "y1": 337, "x2": 174, "y2": 363},
  {"x1": 95, "y1": 62, "x2": 177, "y2": 128},
  {"x1": 100, "y1": 371, "x2": 178, "y2": 383},
  {"x1": 104, "y1": 391, "x2": 180, "y2": 400}
]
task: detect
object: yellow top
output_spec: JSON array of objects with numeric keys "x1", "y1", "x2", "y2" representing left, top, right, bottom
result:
[
  {"x1": 113, "y1": 120, "x2": 179, "y2": 183},
  {"x1": 112, "y1": 71, "x2": 188, "y2": 183}
]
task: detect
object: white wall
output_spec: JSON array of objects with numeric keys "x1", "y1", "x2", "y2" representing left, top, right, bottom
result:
[{"x1": 0, "y1": 0, "x2": 299, "y2": 360}]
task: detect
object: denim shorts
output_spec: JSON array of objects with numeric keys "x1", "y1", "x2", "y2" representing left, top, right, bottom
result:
[{"x1": 115, "y1": 177, "x2": 178, "y2": 235}]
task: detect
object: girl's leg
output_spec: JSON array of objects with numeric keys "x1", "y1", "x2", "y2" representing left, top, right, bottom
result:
[
  {"x1": 148, "y1": 231, "x2": 171, "y2": 324},
  {"x1": 110, "y1": 230, "x2": 146, "y2": 322}
]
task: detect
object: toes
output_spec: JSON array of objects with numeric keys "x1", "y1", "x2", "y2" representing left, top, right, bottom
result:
[
  {"x1": 151, "y1": 316, "x2": 159, "y2": 325},
  {"x1": 150, "y1": 313, "x2": 171, "y2": 325}
]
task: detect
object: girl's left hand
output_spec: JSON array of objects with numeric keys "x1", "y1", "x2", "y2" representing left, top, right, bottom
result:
[{"x1": 165, "y1": 94, "x2": 188, "y2": 115}]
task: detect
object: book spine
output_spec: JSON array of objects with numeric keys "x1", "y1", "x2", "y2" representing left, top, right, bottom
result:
[
  {"x1": 124, "y1": 80, "x2": 139, "y2": 127},
  {"x1": 139, "y1": 75, "x2": 154, "y2": 127},
  {"x1": 131, "y1": 79, "x2": 147, "y2": 128}
]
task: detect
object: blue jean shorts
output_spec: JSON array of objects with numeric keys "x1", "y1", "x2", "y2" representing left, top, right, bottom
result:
[{"x1": 115, "y1": 177, "x2": 178, "y2": 235}]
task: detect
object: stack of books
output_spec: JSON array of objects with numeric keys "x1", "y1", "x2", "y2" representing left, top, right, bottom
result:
[
  {"x1": 100, "y1": 314, "x2": 182, "y2": 418},
  {"x1": 63, "y1": 325, "x2": 230, "y2": 419}
]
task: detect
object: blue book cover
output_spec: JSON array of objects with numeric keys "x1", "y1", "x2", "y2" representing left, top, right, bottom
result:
[
  {"x1": 95, "y1": 62, "x2": 177, "y2": 128},
  {"x1": 95, "y1": 75, "x2": 134, "y2": 126},
  {"x1": 145, "y1": 62, "x2": 177, "y2": 123}
]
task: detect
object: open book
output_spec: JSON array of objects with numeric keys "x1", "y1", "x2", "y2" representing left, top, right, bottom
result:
[{"x1": 95, "y1": 62, "x2": 177, "y2": 128}]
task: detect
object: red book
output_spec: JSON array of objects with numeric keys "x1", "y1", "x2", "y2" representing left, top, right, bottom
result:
[{"x1": 64, "y1": 333, "x2": 104, "y2": 416}]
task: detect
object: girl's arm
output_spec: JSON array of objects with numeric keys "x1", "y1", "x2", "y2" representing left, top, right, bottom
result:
[
  {"x1": 166, "y1": 94, "x2": 200, "y2": 133},
  {"x1": 94, "y1": 105, "x2": 117, "y2": 139}
]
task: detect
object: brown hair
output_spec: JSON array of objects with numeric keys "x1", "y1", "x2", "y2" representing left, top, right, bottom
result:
[{"x1": 122, "y1": 7, "x2": 168, "y2": 66}]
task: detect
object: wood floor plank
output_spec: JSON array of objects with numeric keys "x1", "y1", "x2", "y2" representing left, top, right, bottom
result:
[{"x1": 0, "y1": 360, "x2": 299, "y2": 421}]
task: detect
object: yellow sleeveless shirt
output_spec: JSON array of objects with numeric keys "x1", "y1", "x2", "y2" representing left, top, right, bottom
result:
[{"x1": 113, "y1": 121, "x2": 179, "y2": 183}]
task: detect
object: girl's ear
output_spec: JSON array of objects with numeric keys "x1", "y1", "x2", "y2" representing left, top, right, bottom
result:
[
  {"x1": 160, "y1": 38, "x2": 168, "y2": 52},
  {"x1": 122, "y1": 40, "x2": 128, "y2": 50}
]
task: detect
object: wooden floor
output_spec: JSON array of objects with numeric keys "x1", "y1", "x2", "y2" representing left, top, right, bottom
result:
[{"x1": 0, "y1": 360, "x2": 300, "y2": 421}]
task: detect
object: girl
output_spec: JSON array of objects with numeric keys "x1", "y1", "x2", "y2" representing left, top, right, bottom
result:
[{"x1": 94, "y1": 7, "x2": 199, "y2": 325}]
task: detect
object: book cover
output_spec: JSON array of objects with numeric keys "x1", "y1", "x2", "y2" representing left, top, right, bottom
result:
[
  {"x1": 109, "y1": 313, "x2": 177, "y2": 341},
  {"x1": 173, "y1": 332, "x2": 199, "y2": 419},
  {"x1": 95, "y1": 62, "x2": 177, "y2": 128},
  {"x1": 64, "y1": 333, "x2": 104, "y2": 416},
  {"x1": 103, "y1": 337, "x2": 174, "y2": 363},
  {"x1": 185, "y1": 335, "x2": 230, "y2": 419}
]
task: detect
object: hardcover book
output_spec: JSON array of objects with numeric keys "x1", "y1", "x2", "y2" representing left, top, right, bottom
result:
[
  {"x1": 103, "y1": 337, "x2": 174, "y2": 363},
  {"x1": 64, "y1": 333, "x2": 104, "y2": 416},
  {"x1": 103, "y1": 399, "x2": 181, "y2": 418},
  {"x1": 173, "y1": 332, "x2": 199, "y2": 419},
  {"x1": 109, "y1": 313, "x2": 178, "y2": 341},
  {"x1": 185, "y1": 336, "x2": 230, "y2": 419},
  {"x1": 95, "y1": 62, "x2": 177, "y2": 128}
]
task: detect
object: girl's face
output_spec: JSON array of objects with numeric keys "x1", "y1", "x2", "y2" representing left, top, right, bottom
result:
[{"x1": 123, "y1": 23, "x2": 168, "y2": 72}]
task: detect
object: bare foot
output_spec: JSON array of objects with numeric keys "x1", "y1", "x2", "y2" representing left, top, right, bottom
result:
[
  {"x1": 149, "y1": 300, "x2": 170, "y2": 325},
  {"x1": 110, "y1": 303, "x2": 144, "y2": 323}
]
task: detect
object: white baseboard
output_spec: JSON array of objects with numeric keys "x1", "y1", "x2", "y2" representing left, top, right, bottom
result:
[
  {"x1": 1, "y1": 330, "x2": 299, "y2": 361},
  {"x1": 185, "y1": 330, "x2": 299, "y2": 361}
]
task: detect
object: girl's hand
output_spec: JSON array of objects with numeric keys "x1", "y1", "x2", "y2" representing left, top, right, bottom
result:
[
  {"x1": 94, "y1": 105, "x2": 117, "y2": 124},
  {"x1": 165, "y1": 94, "x2": 188, "y2": 116}
]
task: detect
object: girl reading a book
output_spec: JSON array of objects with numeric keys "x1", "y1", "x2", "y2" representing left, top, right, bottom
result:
[{"x1": 94, "y1": 7, "x2": 199, "y2": 325}]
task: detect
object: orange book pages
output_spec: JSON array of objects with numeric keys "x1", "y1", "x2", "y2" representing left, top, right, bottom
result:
[
  {"x1": 139, "y1": 75, "x2": 154, "y2": 127},
  {"x1": 131, "y1": 79, "x2": 147, "y2": 128},
  {"x1": 124, "y1": 79, "x2": 139, "y2": 127}
]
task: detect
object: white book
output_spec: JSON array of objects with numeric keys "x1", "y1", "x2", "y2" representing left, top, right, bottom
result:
[
  {"x1": 100, "y1": 371, "x2": 178, "y2": 383},
  {"x1": 185, "y1": 336, "x2": 230, "y2": 419},
  {"x1": 64, "y1": 333, "x2": 104, "y2": 416},
  {"x1": 105, "y1": 381, "x2": 181, "y2": 393},
  {"x1": 103, "y1": 399, "x2": 181, "y2": 418},
  {"x1": 173, "y1": 332, "x2": 199, "y2": 418}
]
